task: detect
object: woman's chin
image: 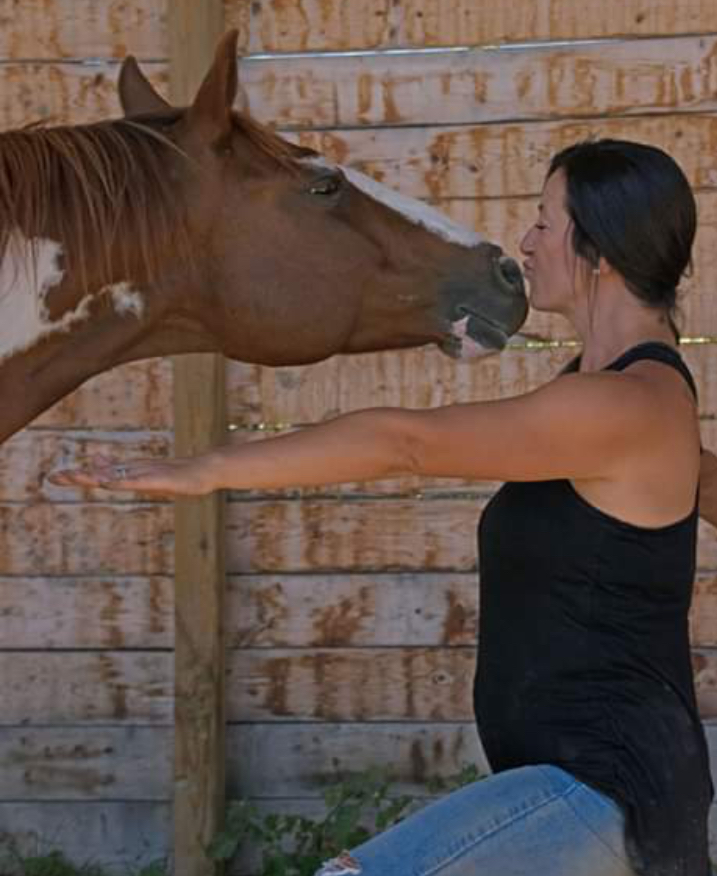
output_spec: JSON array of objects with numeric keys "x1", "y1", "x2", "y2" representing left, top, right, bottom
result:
[
  {"x1": 527, "y1": 284, "x2": 558, "y2": 314},
  {"x1": 527, "y1": 288, "x2": 546, "y2": 311}
]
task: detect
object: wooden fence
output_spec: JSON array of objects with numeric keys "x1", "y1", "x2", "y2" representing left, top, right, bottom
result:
[{"x1": 1, "y1": 0, "x2": 717, "y2": 872}]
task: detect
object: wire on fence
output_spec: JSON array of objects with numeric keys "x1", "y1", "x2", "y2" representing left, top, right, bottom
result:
[{"x1": 226, "y1": 335, "x2": 717, "y2": 432}]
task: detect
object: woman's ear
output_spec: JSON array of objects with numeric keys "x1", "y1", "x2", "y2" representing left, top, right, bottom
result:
[{"x1": 595, "y1": 255, "x2": 614, "y2": 277}]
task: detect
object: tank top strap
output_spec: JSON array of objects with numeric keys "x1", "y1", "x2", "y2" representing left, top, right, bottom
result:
[
  {"x1": 605, "y1": 341, "x2": 697, "y2": 400},
  {"x1": 561, "y1": 341, "x2": 697, "y2": 400}
]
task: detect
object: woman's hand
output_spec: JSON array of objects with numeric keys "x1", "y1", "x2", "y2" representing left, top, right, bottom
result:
[{"x1": 47, "y1": 453, "x2": 217, "y2": 497}]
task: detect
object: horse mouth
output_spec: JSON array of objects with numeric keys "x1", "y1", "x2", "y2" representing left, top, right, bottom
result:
[
  {"x1": 439, "y1": 313, "x2": 510, "y2": 359},
  {"x1": 437, "y1": 255, "x2": 527, "y2": 359}
]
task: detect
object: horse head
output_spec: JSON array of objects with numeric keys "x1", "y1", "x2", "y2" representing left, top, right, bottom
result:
[
  {"x1": 0, "y1": 31, "x2": 527, "y2": 442},
  {"x1": 117, "y1": 30, "x2": 527, "y2": 366}
]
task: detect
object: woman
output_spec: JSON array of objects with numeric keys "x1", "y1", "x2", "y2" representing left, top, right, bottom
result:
[{"x1": 51, "y1": 140, "x2": 713, "y2": 876}]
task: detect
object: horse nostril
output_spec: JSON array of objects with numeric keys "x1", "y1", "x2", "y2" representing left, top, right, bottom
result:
[{"x1": 496, "y1": 255, "x2": 523, "y2": 291}]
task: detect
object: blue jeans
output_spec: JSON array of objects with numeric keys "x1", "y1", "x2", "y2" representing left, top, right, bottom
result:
[{"x1": 315, "y1": 765, "x2": 636, "y2": 876}]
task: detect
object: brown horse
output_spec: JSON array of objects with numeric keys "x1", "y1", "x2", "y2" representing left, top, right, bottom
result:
[{"x1": 0, "y1": 31, "x2": 526, "y2": 445}]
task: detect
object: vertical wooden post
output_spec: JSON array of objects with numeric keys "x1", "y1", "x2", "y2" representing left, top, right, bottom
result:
[{"x1": 168, "y1": 3, "x2": 226, "y2": 874}]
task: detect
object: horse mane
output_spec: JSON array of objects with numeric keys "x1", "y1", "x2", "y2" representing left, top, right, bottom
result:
[
  {"x1": 0, "y1": 115, "x2": 196, "y2": 293},
  {"x1": 0, "y1": 107, "x2": 310, "y2": 294}
]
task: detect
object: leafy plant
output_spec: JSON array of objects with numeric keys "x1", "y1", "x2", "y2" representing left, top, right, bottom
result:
[
  {"x1": 134, "y1": 862, "x2": 168, "y2": 876},
  {"x1": 209, "y1": 765, "x2": 482, "y2": 876},
  {"x1": 0, "y1": 837, "x2": 167, "y2": 876},
  {"x1": 425, "y1": 762, "x2": 482, "y2": 795},
  {"x1": 0, "y1": 766, "x2": 484, "y2": 876}
]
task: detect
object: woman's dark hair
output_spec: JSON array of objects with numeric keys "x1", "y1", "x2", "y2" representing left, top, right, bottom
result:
[{"x1": 548, "y1": 139, "x2": 696, "y2": 338}]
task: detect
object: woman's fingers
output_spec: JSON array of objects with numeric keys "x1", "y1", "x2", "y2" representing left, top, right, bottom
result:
[
  {"x1": 48, "y1": 453, "x2": 118, "y2": 486},
  {"x1": 47, "y1": 456, "x2": 211, "y2": 496}
]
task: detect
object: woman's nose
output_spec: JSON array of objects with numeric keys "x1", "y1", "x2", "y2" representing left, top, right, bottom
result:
[{"x1": 519, "y1": 227, "x2": 534, "y2": 255}]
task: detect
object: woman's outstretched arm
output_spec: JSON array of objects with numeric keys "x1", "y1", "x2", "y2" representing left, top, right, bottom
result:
[
  {"x1": 48, "y1": 407, "x2": 415, "y2": 496},
  {"x1": 48, "y1": 369, "x2": 669, "y2": 498}
]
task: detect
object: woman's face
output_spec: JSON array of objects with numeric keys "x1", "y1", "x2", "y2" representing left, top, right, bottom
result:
[{"x1": 520, "y1": 169, "x2": 588, "y2": 315}]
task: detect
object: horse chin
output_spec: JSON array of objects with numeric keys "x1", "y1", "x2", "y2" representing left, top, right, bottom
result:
[{"x1": 440, "y1": 314, "x2": 507, "y2": 360}]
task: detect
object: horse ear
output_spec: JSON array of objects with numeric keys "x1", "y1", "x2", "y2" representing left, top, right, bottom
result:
[
  {"x1": 186, "y1": 30, "x2": 240, "y2": 138},
  {"x1": 118, "y1": 55, "x2": 172, "y2": 116}
]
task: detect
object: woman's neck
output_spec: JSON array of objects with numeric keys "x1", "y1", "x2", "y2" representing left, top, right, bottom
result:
[
  {"x1": 578, "y1": 329, "x2": 676, "y2": 372},
  {"x1": 567, "y1": 279, "x2": 677, "y2": 372}
]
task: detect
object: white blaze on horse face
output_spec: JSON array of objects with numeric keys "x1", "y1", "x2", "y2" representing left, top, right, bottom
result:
[
  {"x1": 301, "y1": 158, "x2": 484, "y2": 248},
  {"x1": 300, "y1": 157, "x2": 484, "y2": 247},
  {"x1": 341, "y1": 167, "x2": 485, "y2": 248}
]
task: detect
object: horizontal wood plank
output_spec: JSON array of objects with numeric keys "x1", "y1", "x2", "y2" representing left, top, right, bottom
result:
[
  {"x1": 2, "y1": 648, "x2": 716, "y2": 724},
  {"x1": 3, "y1": 570, "x2": 716, "y2": 650},
  {"x1": 1, "y1": 1, "x2": 715, "y2": 60},
  {"x1": 0, "y1": 0, "x2": 165, "y2": 60},
  {"x1": 0, "y1": 802, "x2": 170, "y2": 870},
  {"x1": 291, "y1": 114, "x2": 717, "y2": 199},
  {"x1": 224, "y1": 495, "x2": 503, "y2": 573},
  {"x1": 3, "y1": 36, "x2": 717, "y2": 130},
  {"x1": 32, "y1": 359, "x2": 173, "y2": 430},
  {"x1": 237, "y1": 34, "x2": 717, "y2": 128},
  {"x1": 6, "y1": 720, "x2": 717, "y2": 805},
  {"x1": 237, "y1": 647, "x2": 717, "y2": 722},
  {"x1": 0, "y1": 726, "x2": 170, "y2": 801},
  {"x1": 227, "y1": 719, "x2": 491, "y2": 795},
  {"x1": 235, "y1": 570, "x2": 717, "y2": 650},
  {"x1": 227, "y1": 0, "x2": 717, "y2": 53},
  {"x1": 223, "y1": 497, "x2": 717, "y2": 573},
  {"x1": 0, "y1": 575, "x2": 174, "y2": 649},
  {"x1": 0, "y1": 503, "x2": 173, "y2": 575},
  {"x1": 0, "y1": 651, "x2": 174, "y2": 725},
  {"x1": 0, "y1": 722, "x2": 489, "y2": 800},
  {"x1": 2, "y1": 497, "x2": 717, "y2": 575},
  {"x1": 0, "y1": 62, "x2": 162, "y2": 129}
]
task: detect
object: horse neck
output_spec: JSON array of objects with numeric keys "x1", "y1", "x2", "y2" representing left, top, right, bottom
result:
[
  {"x1": 0, "y1": 231, "x2": 213, "y2": 443},
  {"x1": 0, "y1": 250, "x2": 132, "y2": 443},
  {"x1": 0, "y1": 119, "x2": 224, "y2": 443}
]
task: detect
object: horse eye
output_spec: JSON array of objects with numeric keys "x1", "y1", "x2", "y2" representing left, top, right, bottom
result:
[{"x1": 309, "y1": 175, "x2": 343, "y2": 197}]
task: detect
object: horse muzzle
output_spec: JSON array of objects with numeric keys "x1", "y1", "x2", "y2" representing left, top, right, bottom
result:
[{"x1": 440, "y1": 254, "x2": 528, "y2": 359}]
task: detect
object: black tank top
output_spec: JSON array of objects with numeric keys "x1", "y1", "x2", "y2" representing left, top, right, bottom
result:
[{"x1": 475, "y1": 342, "x2": 713, "y2": 876}]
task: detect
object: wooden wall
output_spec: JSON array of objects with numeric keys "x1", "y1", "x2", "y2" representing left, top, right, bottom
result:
[{"x1": 1, "y1": 0, "x2": 717, "y2": 871}]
